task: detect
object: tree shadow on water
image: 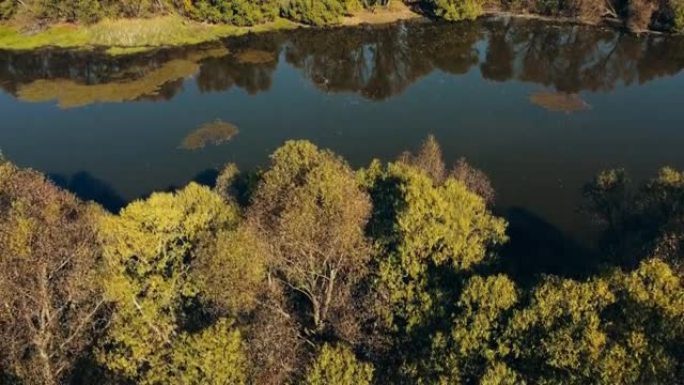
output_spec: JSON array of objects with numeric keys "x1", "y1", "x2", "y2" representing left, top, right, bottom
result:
[
  {"x1": 497, "y1": 207, "x2": 600, "y2": 286},
  {"x1": 49, "y1": 172, "x2": 126, "y2": 213}
]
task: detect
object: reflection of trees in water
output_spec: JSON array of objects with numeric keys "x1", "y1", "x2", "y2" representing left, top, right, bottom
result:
[
  {"x1": 479, "y1": 18, "x2": 684, "y2": 93},
  {"x1": 284, "y1": 18, "x2": 684, "y2": 98},
  {"x1": 284, "y1": 22, "x2": 482, "y2": 100},
  {"x1": 195, "y1": 35, "x2": 283, "y2": 95},
  {"x1": 0, "y1": 19, "x2": 683, "y2": 104},
  {"x1": 583, "y1": 168, "x2": 684, "y2": 275}
]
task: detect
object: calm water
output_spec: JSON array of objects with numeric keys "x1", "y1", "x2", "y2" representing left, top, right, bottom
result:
[{"x1": 1, "y1": 17, "x2": 683, "y2": 276}]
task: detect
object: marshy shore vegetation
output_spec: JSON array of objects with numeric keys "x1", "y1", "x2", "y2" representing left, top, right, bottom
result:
[
  {"x1": 0, "y1": 0, "x2": 682, "y2": 54},
  {"x1": 0, "y1": 136, "x2": 682, "y2": 385}
]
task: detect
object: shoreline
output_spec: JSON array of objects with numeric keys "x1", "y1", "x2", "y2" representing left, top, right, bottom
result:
[{"x1": 0, "y1": 6, "x2": 674, "y2": 56}]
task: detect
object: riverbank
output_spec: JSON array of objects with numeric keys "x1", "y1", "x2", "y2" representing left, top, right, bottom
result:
[
  {"x1": 0, "y1": 16, "x2": 300, "y2": 55},
  {"x1": 0, "y1": 2, "x2": 675, "y2": 56},
  {"x1": 0, "y1": 2, "x2": 423, "y2": 56}
]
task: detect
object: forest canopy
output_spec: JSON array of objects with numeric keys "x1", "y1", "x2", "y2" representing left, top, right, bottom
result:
[{"x1": 0, "y1": 138, "x2": 682, "y2": 385}]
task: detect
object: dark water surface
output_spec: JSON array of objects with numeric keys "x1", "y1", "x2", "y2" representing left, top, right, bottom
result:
[{"x1": 1, "y1": 18, "x2": 683, "y2": 276}]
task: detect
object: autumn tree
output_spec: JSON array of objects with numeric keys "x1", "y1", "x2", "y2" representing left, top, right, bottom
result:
[
  {"x1": 248, "y1": 140, "x2": 373, "y2": 340},
  {"x1": 0, "y1": 162, "x2": 105, "y2": 385}
]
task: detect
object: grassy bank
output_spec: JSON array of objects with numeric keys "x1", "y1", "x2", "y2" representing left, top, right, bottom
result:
[
  {"x1": 0, "y1": 2, "x2": 422, "y2": 55},
  {"x1": 0, "y1": 15, "x2": 300, "y2": 55}
]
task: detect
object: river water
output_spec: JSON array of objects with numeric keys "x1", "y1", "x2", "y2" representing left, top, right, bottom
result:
[{"x1": 1, "y1": 17, "x2": 683, "y2": 277}]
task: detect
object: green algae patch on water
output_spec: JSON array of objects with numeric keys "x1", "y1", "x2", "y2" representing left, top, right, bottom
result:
[
  {"x1": 180, "y1": 120, "x2": 240, "y2": 150},
  {"x1": 529, "y1": 91, "x2": 591, "y2": 113}
]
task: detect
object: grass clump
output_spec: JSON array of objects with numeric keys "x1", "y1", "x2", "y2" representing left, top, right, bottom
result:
[{"x1": 529, "y1": 91, "x2": 590, "y2": 113}]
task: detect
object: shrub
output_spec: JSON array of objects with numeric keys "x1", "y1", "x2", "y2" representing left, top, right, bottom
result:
[
  {"x1": 534, "y1": 0, "x2": 561, "y2": 15},
  {"x1": 626, "y1": 0, "x2": 659, "y2": 30},
  {"x1": 37, "y1": 0, "x2": 106, "y2": 23},
  {"x1": 430, "y1": 0, "x2": 485, "y2": 21},
  {"x1": 106, "y1": 0, "x2": 167, "y2": 18},
  {"x1": 183, "y1": 0, "x2": 278, "y2": 25},
  {"x1": 0, "y1": 0, "x2": 17, "y2": 20},
  {"x1": 674, "y1": 0, "x2": 684, "y2": 31},
  {"x1": 281, "y1": 0, "x2": 348, "y2": 26}
]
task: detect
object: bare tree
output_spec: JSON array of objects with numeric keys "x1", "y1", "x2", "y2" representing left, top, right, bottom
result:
[
  {"x1": 398, "y1": 134, "x2": 447, "y2": 184},
  {"x1": 0, "y1": 163, "x2": 105, "y2": 385},
  {"x1": 248, "y1": 141, "x2": 372, "y2": 340}
]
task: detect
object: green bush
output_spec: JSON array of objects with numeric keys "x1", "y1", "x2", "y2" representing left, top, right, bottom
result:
[
  {"x1": 534, "y1": 0, "x2": 561, "y2": 14},
  {"x1": 674, "y1": 0, "x2": 684, "y2": 31},
  {"x1": 34, "y1": 0, "x2": 106, "y2": 23},
  {"x1": 183, "y1": 0, "x2": 278, "y2": 26},
  {"x1": 281, "y1": 0, "x2": 348, "y2": 26},
  {"x1": 0, "y1": 0, "x2": 18, "y2": 20},
  {"x1": 430, "y1": 0, "x2": 485, "y2": 21},
  {"x1": 305, "y1": 344, "x2": 374, "y2": 385},
  {"x1": 105, "y1": 0, "x2": 166, "y2": 18}
]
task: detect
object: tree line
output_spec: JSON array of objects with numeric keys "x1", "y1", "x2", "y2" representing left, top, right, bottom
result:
[
  {"x1": 0, "y1": 0, "x2": 682, "y2": 32},
  {"x1": 0, "y1": 137, "x2": 682, "y2": 385}
]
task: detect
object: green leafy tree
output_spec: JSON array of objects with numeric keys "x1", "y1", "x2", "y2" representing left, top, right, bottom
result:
[
  {"x1": 96, "y1": 183, "x2": 247, "y2": 384},
  {"x1": 165, "y1": 319, "x2": 248, "y2": 385},
  {"x1": 183, "y1": 0, "x2": 278, "y2": 25},
  {"x1": 305, "y1": 343, "x2": 374, "y2": 385},
  {"x1": 479, "y1": 362, "x2": 523, "y2": 385},
  {"x1": 361, "y1": 160, "x2": 507, "y2": 332},
  {"x1": 505, "y1": 258, "x2": 683, "y2": 384},
  {"x1": 430, "y1": 0, "x2": 485, "y2": 21},
  {"x1": 281, "y1": 0, "x2": 349, "y2": 26},
  {"x1": 406, "y1": 275, "x2": 519, "y2": 384}
]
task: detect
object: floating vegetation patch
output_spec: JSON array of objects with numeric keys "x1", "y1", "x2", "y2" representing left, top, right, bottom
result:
[
  {"x1": 180, "y1": 120, "x2": 239, "y2": 150},
  {"x1": 529, "y1": 91, "x2": 591, "y2": 113},
  {"x1": 236, "y1": 49, "x2": 277, "y2": 64},
  {"x1": 15, "y1": 48, "x2": 229, "y2": 109}
]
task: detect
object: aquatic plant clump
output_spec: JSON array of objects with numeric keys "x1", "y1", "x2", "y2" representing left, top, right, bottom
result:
[
  {"x1": 529, "y1": 91, "x2": 590, "y2": 113},
  {"x1": 180, "y1": 120, "x2": 240, "y2": 150}
]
